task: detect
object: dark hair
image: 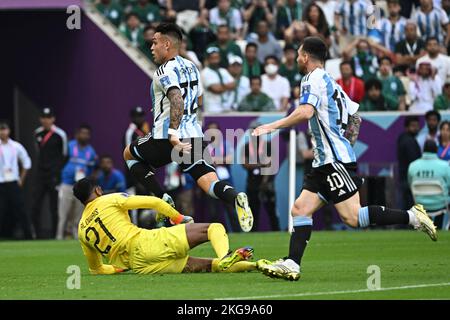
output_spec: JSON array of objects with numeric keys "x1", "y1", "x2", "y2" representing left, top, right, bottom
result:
[
  {"x1": 426, "y1": 36, "x2": 439, "y2": 44},
  {"x1": 365, "y1": 78, "x2": 382, "y2": 91},
  {"x1": 439, "y1": 120, "x2": 450, "y2": 131},
  {"x1": 143, "y1": 24, "x2": 156, "y2": 33},
  {"x1": 404, "y1": 115, "x2": 420, "y2": 127},
  {"x1": 250, "y1": 76, "x2": 262, "y2": 84},
  {"x1": 77, "y1": 124, "x2": 92, "y2": 132},
  {"x1": 340, "y1": 60, "x2": 353, "y2": 69},
  {"x1": 302, "y1": 3, "x2": 329, "y2": 37},
  {"x1": 100, "y1": 154, "x2": 113, "y2": 162},
  {"x1": 73, "y1": 178, "x2": 97, "y2": 204},
  {"x1": 246, "y1": 42, "x2": 258, "y2": 51},
  {"x1": 217, "y1": 24, "x2": 229, "y2": 31},
  {"x1": 423, "y1": 139, "x2": 438, "y2": 153},
  {"x1": 284, "y1": 44, "x2": 296, "y2": 52},
  {"x1": 301, "y1": 36, "x2": 327, "y2": 62},
  {"x1": 425, "y1": 110, "x2": 441, "y2": 122},
  {"x1": 126, "y1": 12, "x2": 140, "y2": 21},
  {"x1": 155, "y1": 23, "x2": 183, "y2": 42},
  {"x1": 379, "y1": 56, "x2": 392, "y2": 65},
  {"x1": 264, "y1": 55, "x2": 279, "y2": 64},
  {"x1": 0, "y1": 119, "x2": 10, "y2": 129}
]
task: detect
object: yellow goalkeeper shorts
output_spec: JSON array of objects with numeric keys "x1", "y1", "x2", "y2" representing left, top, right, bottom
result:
[{"x1": 129, "y1": 224, "x2": 190, "y2": 274}]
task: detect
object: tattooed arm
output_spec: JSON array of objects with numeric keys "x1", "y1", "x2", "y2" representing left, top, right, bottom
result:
[
  {"x1": 167, "y1": 87, "x2": 192, "y2": 153},
  {"x1": 344, "y1": 112, "x2": 362, "y2": 146}
]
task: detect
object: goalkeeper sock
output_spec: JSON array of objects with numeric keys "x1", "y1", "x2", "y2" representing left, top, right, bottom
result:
[
  {"x1": 287, "y1": 216, "x2": 313, "y2": 265},
  {"x1": 358, "y1": 206, "x2": 409, "y2": 228},
  {"x1": 127, "y1": 160, "x2": 164, "y2": 198},
  {"x1": 208, "y1": 223, "x2": 229, "y2": 258},
  {"x1": 209, "y1": 180, "x2": 238, "y2": 206}
]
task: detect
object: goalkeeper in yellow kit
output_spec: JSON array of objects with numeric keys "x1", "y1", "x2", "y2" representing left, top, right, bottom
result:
[{"x1": 73, "y1": 178, "x2": 259, "y2": 275}]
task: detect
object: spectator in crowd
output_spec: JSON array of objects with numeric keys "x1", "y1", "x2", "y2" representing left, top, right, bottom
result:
[
  {"x1": 250, "y1": 20, "x2": 283, "y2": 64},
  {"x1": 417, "y1": 110, "x2": 441, "y2": 150},
  {"x1": 417, "y1": 37, "x2": 450, "y2": 84},
  {"x1": 411, "y1": 0, "x2": 450, "y2": 46},
  {"x1": 343, "y1": 38, "x2": 379, "y2": 82},
  {"x1": 434, "y1": 82, "x2": 450, "y2": 110},
  {"x1": 204, "y1": 122, "x2": 241, "y2": 232},
  {"x1": 188, "y1": 8, "x2": 217, "y2": 64},
  {"x1": 96, "y1": 155, "x2": 126, "y2": 194},
  {"x1": 399, "y1": 0, "x2": 420, "y2": 18},
  {"x1": 276, "y1": 0, "x2": 304, "y2": 39},
  {"x1": 443, "y1": 0, "x2": 450, "y2": 19},
  {"x1": 132, "y1": 0, "x2": 161, "y2": 26},
  {"x1": 0, "y1": 121, "x2": 32, "y2": 240},
  {"x1": 180, "y1": 37, "x2": 202, "y2": 69},
  {"x1": 334, "y1": 0, "x2": 369, "y2": 49},
  {"x1": 397, "y1": 116, "x2": 422, "y2": 210},
  {"x1": 408, "y1": 139, "x2": 450, "y2": 230},
  {"x1": 337, "y1": 60, "x2": 365, "y2": 103},
  {"x1": 378, "y1": 56, "x2": 407, "y2": 111},
  {"x1": 32, "y1": 108, "x2": 67, "y2": 239},
  {"x1": 201, "y1": 46, "x2": 236, "y2": 113},
  {"x1": 279, "y1": 44, "x2": 302, "y2": 89},
  {"x1": 409, "y1": 61, "x2": 442, "y2": 113},
  {"x1": 360, "y1": 78, "x2": 397, "y2": 111},
  {"x1": 261, "y1": 55, "x2": 290, "y2": 111},
  {"x1": 139, "y1": 25, "x2": 156, "y2": 63},
  {"x1": 119, "y1": 12, "x2": 144, "y2": 48},
  {"x1": 243, "y1": 0, "x2": 274, "y2": 35},
  {"x1": 437, "y1": 120, "x2": 450, "y2": 160},
  {"x1": 207, "y1": 25, "x2": 242, "y2": 68},
  {"x1": 242, "y1": 42, "x2": 263, "y2": 78},
  {"x1": 302, "y1": 2, "x2": 331, "y2": 46},
  {"x1": 238, "y1": 76, "x2": 276, "y2": 111},
  {"x1": 227, "y1": 55, "x2": 251, "y2": 110},
  {"x1": 165, "y1": 0, "x2": 206, "y2": 33},
  {"x1": 57, "y1": 124, "x2": 97, "y2": 240},
  {"x1": 394, "y1": 21, "x2": 426, "y2": 70},
  {"x1": 96, "y1": 0, "x2": 124, "y2": 27},
  {"x1": 378, "y1": 0, "x2": 407, "y2": 52},
  {"x1": 241, "y1": 120, "x2": 280, "y2": 232},
  {"x1": 316, "y1": 0, "x2": 337, "y2": 28},
  {"x1": 283, "y1": 21, "x2": 311, "y2": 50},
  {"x1": 209, "y1": 0, "x2": 244, "y2": 39}
]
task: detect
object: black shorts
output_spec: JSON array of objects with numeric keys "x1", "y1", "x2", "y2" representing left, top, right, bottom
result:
[
  {"x1": 303, "y1": 162, "x2": 363, "y2": 204},
  {"x1": 129, "y1": 134, "x2": 216, "y2": 181}
]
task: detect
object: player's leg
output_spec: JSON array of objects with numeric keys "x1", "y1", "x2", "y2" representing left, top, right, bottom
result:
[{"x1": 183, "y1": 257, "x2": 256, "y2": 273}]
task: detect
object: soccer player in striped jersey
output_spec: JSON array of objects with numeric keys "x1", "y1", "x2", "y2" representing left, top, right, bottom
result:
[
  {"x1": 252, "y1": 37, "x2": 437, "y2": 281},
  {"x1": 123, "y1": 23, "x2": 253, "y2": 232},
  {"x1": 334, "y1": 0, "x2": 369, "y2": 38},
  {"x1": 411, "y1": 0, "x2": 450, "y2": 46}
]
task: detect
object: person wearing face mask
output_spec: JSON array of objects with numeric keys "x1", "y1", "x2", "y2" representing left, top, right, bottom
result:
[
  {"x1": 343, "y1": 38, "x2": 379, "y2": 82},
  {"x1": 201, "y1": 46, "x2": 236, "y2": 113},
  {"x1": 261, "y1": 55, "x2": 291, "y2": 111}
]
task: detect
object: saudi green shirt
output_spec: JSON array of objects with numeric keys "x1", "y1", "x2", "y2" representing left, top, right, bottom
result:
[
  {"x1": 434, "y1": 94, "x2": 450, "y2": 111},
  {"x1": 378, "y1": 75, "x2": 405, "y2": 110},
  {"x1": 238, "y1": 93, "x2": 276, "y2": 112}
]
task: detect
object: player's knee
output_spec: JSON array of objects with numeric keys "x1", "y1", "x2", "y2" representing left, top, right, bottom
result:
[
  {"x1": 341, "y1": 213, "x2": 358, "y2": 228},
  {"x1": 291, "y1": 202, "x2": 310, "y2": 218}
]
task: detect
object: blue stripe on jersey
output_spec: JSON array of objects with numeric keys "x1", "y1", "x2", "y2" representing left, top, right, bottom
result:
[
  {"x1": 323, "y1": 73, "x2": 355, "y2": 162},
  {"x1": 150, "y1": 82, "x2": 155, "y2": 114},
  {"x1": 418, "y1": 14, "x2": 424, "y2": 37},
  {"x1": 176, "y1": 56, "x2": 191, "y2": 113},
  {"x1": 163, "y1": 117, "x2": 170, "y2": 139},
  {"x1": 434, "y1": 11, "x2": 440, "y2": 41},
  {"x1": 310, "y1": 115, "x2": 326, "y2": 165},
  {"x1": 425, "y1": 12, "x2": 431, "y2": 39},
  {"x1": 359, "y1": 2, "x2": 364, "y2": 35}
]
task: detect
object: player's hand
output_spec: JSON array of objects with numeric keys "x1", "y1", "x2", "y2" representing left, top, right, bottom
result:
[
  {"x1": 170, "y1": 215, "x2": 194, "y2": 225},
  {"x1": 169, "y1": 135, "x2": 192, "y2": 154},
  {"x1": 252, "y1": 124, "x2": 276, "y2": 136}
]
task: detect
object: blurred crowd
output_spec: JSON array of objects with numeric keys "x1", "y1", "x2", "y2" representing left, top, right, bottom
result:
[{"x1": 92, "y1": 0, "x2": 450, "y2": 113}]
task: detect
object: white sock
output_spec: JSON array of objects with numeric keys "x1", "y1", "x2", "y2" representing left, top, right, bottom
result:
[{"x1": 407, "y1": 210, "x2": 418, "y2": 227}]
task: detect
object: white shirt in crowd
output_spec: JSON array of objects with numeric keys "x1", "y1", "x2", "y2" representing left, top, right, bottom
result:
[
  {"x1": 409, "y1": 75, "x2": 442, "y2": 113},
  {"x1": 0, "y1": 139, "x2": 32, "y2": 183},
  {"x1": 227, "y1": 75, "x2": 250, "y2": 110},
  {"x1": 209, "y1": 6, "x2": 243, "y2": 31},
  {"x1": 261, "y1": 74, "x2": 290, "y2": 111},
  {"x1": 201, "y1": 67, "x2": 235, "y2": 113},
  {"x1": 416, "y1": 54, "x2": 450, "y2": 84}
]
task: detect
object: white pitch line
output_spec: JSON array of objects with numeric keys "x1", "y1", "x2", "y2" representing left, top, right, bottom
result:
[{"x1": 217, "y1": 282, "x2": 450, "y2": 300}]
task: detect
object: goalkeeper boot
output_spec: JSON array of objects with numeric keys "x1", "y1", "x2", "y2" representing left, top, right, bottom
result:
[
  {"x1": 409, "y1": 204, "x2": 437, "y2": 241},
  {"x1": 235, "y1": 193, "x2": 254, "y2": 232},
  {"x1": 260, "y1": 258, "x2": 300, "y2": 281},
  {"x1": 218, "y1": 246, "x2": 254, "y2": 271}
]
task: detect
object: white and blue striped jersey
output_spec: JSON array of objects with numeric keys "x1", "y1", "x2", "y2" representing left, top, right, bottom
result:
[
  {"x1": 299, "y1": 68, "x2": 359, "y2": 168},
  {"x1": 411, "y1": 7, "x2": 449, "y2": 45},
  {"x1": 151, "y1": 55, "x2": 204, "y2": 139},
  {"x1": 335, "y1": 0, "x2": 369, "y2": 37},
  {"x1": 378, "y1": 16, "x2": 407, "y2": 52}
]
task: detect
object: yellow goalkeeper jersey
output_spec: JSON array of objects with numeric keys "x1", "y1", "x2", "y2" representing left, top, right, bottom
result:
[{"x1": 78, "y1": 193, "x2": 182, "y2": 275}]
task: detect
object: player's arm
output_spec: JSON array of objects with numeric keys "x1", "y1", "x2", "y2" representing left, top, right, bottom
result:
[
  {"x1": 119, "y1": 195, "x2": 189, "y2": 224},
  {"x1": 80, "y1": 242, "x2": 124, "y2": 275},
  {"x1": 167, "y1": 87, "x2": 192, "y2": 153},
  {"x1": 344, "y1": 112, "x2": 362, "y2": 146},
  {"x1": 252, "y1": 104, "x2": 314, "y2": 137}
]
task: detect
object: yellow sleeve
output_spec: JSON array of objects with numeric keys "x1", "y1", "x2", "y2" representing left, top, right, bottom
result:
[
  {"x1": 80, "y1": 241, "x2": 123, "y2": 275},
  {"x1": 118, "y1": 195, "x2": 184, "y2": 223}
]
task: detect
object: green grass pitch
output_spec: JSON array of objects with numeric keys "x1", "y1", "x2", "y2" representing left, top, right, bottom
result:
[{"x1": 1, "y1": 230, "x2": 449, "y2": 300}]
